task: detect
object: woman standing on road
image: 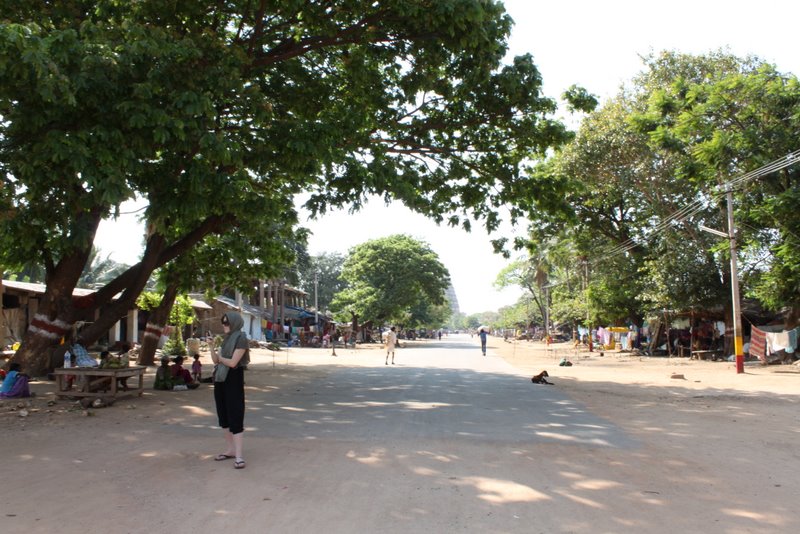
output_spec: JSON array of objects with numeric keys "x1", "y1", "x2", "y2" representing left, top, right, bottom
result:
[{"x1": 209, "y1": 312, "x2": 250, "y2": 469}]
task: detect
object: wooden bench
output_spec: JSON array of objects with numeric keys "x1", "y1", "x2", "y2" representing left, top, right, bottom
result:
[{"x1": 53, "y1": 366, "x2": 147, "y2": 400}]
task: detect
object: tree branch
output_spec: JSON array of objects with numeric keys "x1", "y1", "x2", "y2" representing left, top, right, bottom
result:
[{"x1": 249, "y1": 12, "x2": 428, "y2": 68}]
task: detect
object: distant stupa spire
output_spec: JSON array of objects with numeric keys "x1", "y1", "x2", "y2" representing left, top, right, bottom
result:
[{"x1": 445, "y1": 284, "x2": 460, "y2": 316}]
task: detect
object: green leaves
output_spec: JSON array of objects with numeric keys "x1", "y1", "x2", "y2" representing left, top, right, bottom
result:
[
  {"x1": 632, "y1": 54, "x2": 800, "y2": 312},
  {"x1": 2, "y1": 1, "x2": 576, "y2": 350},
  {"x1": 331, "y1": 234, "x2": 450, "y2": 326},
  {"x1": 562, "y1": 84, "x2": 598, "y2": 114},
  {"x1": 525, "y1": 49, "x2": 800, "y2": 325}
]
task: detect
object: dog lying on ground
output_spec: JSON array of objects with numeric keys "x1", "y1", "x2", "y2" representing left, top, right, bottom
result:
[{"x1": 531, "y1": 370, "x2": 553, "y2": 385}]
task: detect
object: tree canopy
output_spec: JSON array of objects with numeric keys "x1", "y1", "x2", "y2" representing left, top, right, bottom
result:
[
  {"x1": 296, "y1": 252, "x2": 347, "y2": 316},
  {"x1": 1, "y1": 1, "x2": 577, "y2": 373},
  {"x1": 523, "y1": 50, "x2": 800, "y2": 332},
  {"x1": 330, "y1": 234, "x2": 450, "y2": 328}
]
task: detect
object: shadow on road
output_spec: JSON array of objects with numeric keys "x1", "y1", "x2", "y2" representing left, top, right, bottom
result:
[{"x1": 243, "y1": 365, "x2": 638, "y2": 450}]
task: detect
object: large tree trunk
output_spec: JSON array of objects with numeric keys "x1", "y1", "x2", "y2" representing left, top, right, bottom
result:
[
  {"x1": 78, "y1": 234, "x2": 166, "y2": 345},
  {"x1": 138, "y1": 282, "x2": 179, "y2": 367},
  {"x1": 14, "y1": 216, "x2": 229, "y2": 375},
  {"x1": 15, "y1": 234, "x2": 97, "y2": 375}
]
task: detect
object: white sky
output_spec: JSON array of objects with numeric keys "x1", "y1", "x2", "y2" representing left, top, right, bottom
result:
[{"x1": 95, "y1": 0, "x2": 800, "y2": 314}]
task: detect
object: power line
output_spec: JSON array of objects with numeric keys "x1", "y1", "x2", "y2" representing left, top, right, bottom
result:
[
  {"x1": 497, "y1": 151, "x2": 800, "y2": 294},
  {"x1": 590, "y1": 149, "x2": 800, "y2": 266}
]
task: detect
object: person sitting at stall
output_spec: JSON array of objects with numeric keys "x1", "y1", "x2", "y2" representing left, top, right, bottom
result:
[
  {"x1": 116, "y1": 342, "x2": 133, "y2": 366},
  {"x1": 97, "y1": 350, "x2": 132, "y2": 392},
  {"x1": 170, "y1": 355, "x2": 199, "y2": 389},
  {"x1": 70, "y1": 340, "x2": 98, "y2": 367},
  {"x1": 0, "y1": 362, "x2": 21, "y2": 394},
  {"x1": 153, "y1": 355, "x2": 174, "y2": 390},
  {"x1": 0, "y1": 362, "x2": 31, "y2": 398},
  {"x1": 98, "y1": 350, "x2": 113, "y2": 368},
  {"x1": 62, "y1": 352, "x2": 77, "y2": 390}
]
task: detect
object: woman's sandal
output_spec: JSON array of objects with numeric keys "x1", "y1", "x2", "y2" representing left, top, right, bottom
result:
[
  {"x1": 234, "y1": 458, "x2": 246, "y2": 469},
  {"x1": 214, "y1": 454, "x2": 235, "y2": 461}
]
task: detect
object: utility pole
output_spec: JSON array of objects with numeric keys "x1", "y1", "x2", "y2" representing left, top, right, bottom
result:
[
  {"x1": 583, "y1": 260, "x2": 593, "y2": 352},
  {"x1": 258, "y1": 280, "x2": 265, "y2": 341},
  {"x1": 699, "y1": 188, "x2": 744, "y2": 374},
  {"x1": 543, "y1": 284, "x2": 550, "y2": 339},
  {"x1": 0, "y1": 278, "x2": 4, "y2": 346},
  {"x1": 314, "y1": 271, "x2": 319, "y2": 335},
  {"x1": 727, "y1": 189, "x2": 745, "y2": 374}
]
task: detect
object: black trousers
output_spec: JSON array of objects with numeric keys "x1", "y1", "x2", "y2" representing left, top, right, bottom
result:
[{"x1": 214, "y1": 367, "x2": 245, "y2": 434}]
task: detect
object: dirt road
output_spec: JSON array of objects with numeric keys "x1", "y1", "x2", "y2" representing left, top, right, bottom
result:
[{"x1": 3, "y1": 334, "x2": 798, "y2": 533}]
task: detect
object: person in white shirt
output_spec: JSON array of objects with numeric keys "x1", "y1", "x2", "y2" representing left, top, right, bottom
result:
[{"x1": 385, "y1": 326, "x2": 398, "y2": 365}]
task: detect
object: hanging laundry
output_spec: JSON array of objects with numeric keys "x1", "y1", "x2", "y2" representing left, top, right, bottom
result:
[
  {"x1": 750, "y1": 327, "x2": 767, "y2": 362},
  {"x1": 787, "y1": 328, "x2": 798, "y2": 354},
  {"x1": 766, "y1": 330, "x2": 790, "y2": 352},
  {"x1": 715, "y1": 321, "x2": 726, "y2": 337}
]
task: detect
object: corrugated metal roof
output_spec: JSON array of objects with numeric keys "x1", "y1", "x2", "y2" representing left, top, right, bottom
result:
[
  {"x1": 215, "y1": 295, "x2": 273, "y2": 320},
  {"x1": 2, "y1": 279, "x2": 95, "y2": 296},
  {"x1": 4, "y1": 279, "x2": 211, "y2": 310},
  {"x1": 190, "y1": 299, "x2": 213, "y2": 310},
  {"x1": 212, "y1": 296, "x2": 329, "y2": 323}
]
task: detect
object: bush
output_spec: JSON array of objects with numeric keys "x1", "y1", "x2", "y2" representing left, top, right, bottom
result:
[{"x1": 162, "y1": 329, "x2": 187, "y2": 356}]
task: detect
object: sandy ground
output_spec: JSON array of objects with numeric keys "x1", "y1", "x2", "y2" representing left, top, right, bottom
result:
[{"x1": 2, "y1": 335, "x2": 798, "y2": 533}]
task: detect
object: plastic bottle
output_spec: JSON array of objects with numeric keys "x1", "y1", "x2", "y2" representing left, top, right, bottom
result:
[{"x1": 64, "y1": 350, "x2": 72, "y2": 368}]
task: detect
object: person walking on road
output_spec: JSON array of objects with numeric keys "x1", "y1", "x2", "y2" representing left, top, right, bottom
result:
[
  {"x1": 385, "y1": 326, "x2": 398, "y2": 365},
  {"x1": 479, "y1": 328, "x2": 488, "y2": 356}
]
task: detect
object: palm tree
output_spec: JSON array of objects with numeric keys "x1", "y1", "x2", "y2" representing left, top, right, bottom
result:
[{"x1": 78, "y1": 247, "x2": 131, "y2": 289}]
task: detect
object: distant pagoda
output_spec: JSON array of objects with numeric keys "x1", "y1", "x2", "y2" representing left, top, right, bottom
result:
[{"x1": 445, "y1": 284, "x2": 460, "y2": 316}]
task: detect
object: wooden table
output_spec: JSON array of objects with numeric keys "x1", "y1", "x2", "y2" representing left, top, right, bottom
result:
[{"x1": 53, "y1": 366, "x2": 147, "y2": 399}]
